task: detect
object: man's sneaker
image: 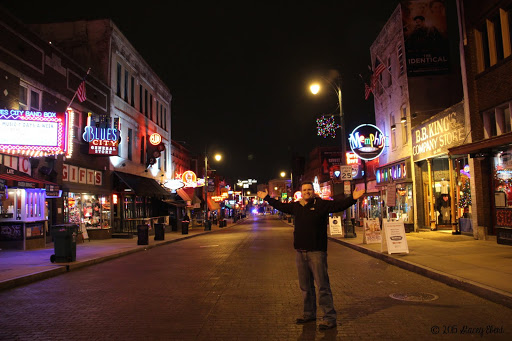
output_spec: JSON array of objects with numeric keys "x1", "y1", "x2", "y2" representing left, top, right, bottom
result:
[
  {"x1": 318, "y1": 321, "x2": 336, "y2": 330},
  {"x1": 295, "y1": 317, "x2": 316, "y2": 324}
]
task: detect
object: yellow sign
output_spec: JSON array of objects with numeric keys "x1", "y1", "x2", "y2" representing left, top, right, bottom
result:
[{"x1": 149, "y1": 133, "x2": 162, "y2": 145}]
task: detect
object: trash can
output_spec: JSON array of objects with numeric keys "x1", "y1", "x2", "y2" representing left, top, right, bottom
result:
[
  {"x1": 219, "y1": 219, "x2": 226, "y2": 228},
  {"x1": 50, "y1": 224, "x2": 78, "y2": 263},
  {"x1": 182, "y1": 220, "x2": 190, "y2": 234},
  {"x1": 154, "y1": 223, "x2": 165, "y2": 241},
  {"x1": 287, "y1": 216, "x2": 292, "y2": 223},
  {"x1": 204, "y1": 220, "x2": 212, "y2": 231},
  {"x1": 137, "y1": 224, "x2": 149, "y2": 245}
]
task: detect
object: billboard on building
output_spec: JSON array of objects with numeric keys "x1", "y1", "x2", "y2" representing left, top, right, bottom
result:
[
  {"x1": 321, "y1": 151, "x2": 342, "y2": 175},
  {"x1": 401, "y1": 0, "x2": 449, "y2": 76}
]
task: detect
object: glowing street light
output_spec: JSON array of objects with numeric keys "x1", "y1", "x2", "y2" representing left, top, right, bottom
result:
[{"x1": 204, "y1": 152, "x2": 222, "y2": 230}]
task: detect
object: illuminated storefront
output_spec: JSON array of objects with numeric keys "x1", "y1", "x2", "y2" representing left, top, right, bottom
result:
[
  {"x1": 0, "y1": 168, "x2": 59, "y2": 250},
  {"x1": 376, "y1": 158, "x2": 414, "y2": 232},
  {"x1": 62, "y1": 164, "x2": 113, "y2": 239},
  {"x1": 413, "y1": 102, "x2": 466, "y2": 232},
  {"x1": 0, "y1": 108, "x2": 67, "y2": 249}
]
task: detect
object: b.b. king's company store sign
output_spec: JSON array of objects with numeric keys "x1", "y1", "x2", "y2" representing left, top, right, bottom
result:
[
  {"x1": 412, "y1": 102, "x2": 465, "y2": 162},
  {"x1": 349, "y1": 124, "x2": 386, "y2": 160}
]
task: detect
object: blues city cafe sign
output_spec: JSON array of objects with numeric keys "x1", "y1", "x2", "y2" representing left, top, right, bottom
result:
[
  {"x1": 82, "y1": 113, "x2": 120, "y2": 156},
  {"x1": 0, "y1": 109, "x2": 68, "y2": 157},
  {"x1": 412, "y1": 102, "x2": 465, "y2": 162},
  {"x1": 349, "y1": 124, "x2": 386, "y2": 160}
]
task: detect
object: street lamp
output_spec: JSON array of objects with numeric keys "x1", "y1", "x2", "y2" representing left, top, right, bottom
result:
[
  {"x1": 204, "y1": 152, "x2": 222, "y2": 231},
  {"x1": 280, "y1": 171, "x2": 293, "y2": 200},
  {"x1": 310, "y1": 74, "x2": 355, "y2": 238}
]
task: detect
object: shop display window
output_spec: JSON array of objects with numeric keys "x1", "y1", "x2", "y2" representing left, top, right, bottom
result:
[
  {"x1": 64, "y1": 192, "x2": 111, "y2": 229},
  {"x1": 124, "y1": 195, "x2": 134, "y2": 219},
  {"x1": 363, "y1": 195, "x2": 381, "y2": 219},
  {"x1": 394, "y1": 184, "x2": 414, "y2": 224},
  {"x1": 494, "y1": 151, "x2": 512, "y2": 207},
  {"x1": 1, "y1": 189, "x2": 16, "y2": 218},
  {"x1": 456, "y1": 158, "x2": 471, "y2": 218},
  {"x1": 0, "y1": 189, "x2": 45, "y2": 221}
]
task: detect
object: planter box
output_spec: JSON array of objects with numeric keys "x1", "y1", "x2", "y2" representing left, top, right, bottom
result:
[
  {"x1": 497, "y1": 227, "x2": 512, "y2": 246},
  {"x1": 86, "y1": 228, "x2": 112, "y2": 240}
]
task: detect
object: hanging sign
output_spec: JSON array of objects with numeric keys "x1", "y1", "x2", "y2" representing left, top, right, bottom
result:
[
  {"x1": 348, "y1": 124, "x2": 386, "y2": 160},
  {"x1": 0, "y1": 109, "x2": 67, "y2": 157},
  {"x1": 149, "y1": 133, "x2": 162, "y2": 145},
  {"x1": 82, "y1": 113, "x2": 119, "y2": 156},
  {"x1": 163, "y1": 179, "x2": 184, "y2": 190}
]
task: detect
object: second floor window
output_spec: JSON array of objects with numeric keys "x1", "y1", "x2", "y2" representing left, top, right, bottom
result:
[
  {"x1": 116, "y1": 63, "x2": 122, "y2": 97},
  {"x1": 140, "y1": 136, "x2": 145, "y2": 164},
  {"x1": 127, "y1": 128, "x2": 133, "y2": 161},
  {"x1": 19, "y1": 83, "x2": 41, "y2": 111},
  {"x1": 124, "y1": 70, "x2": 129, "y2": 102},
  {"x1": 139, "y1": 85, "x2": 143, "y2": 113}
]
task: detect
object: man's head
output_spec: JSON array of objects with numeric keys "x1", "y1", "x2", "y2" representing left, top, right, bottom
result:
[{"x1": 301, "y1": 181, "x2": 315, "y2": 201}]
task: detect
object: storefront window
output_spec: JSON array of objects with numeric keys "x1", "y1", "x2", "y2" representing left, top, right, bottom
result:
[
  {"x1": 455, "y1": 158, "x2": 471, "y2": 218},
  {"x1": 124, "y1": 195, "x2": 134, "y2": 219},
  {"x1": 1, "y1": 189, "x2": 16, "y2": 217},
  {"x1": 363, "y1": 195, "x2": 381, "y2": 219},
  {"x1": 135, "y1": 196, "x2": 144, "y2": 217},
  {"x1": 494, "y1": 151, "x2": 512, "y2": 207},
  {"x1": 64, "y1": 193, "x2": 111, "y2": 229},
  {"x1": 395, "y1": 184, "x2": 414, "y2": 224}
]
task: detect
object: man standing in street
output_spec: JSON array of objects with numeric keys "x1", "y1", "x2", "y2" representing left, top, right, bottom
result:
[{"x1": 257, "y1": 181, "x2": 364, "y2": 331}]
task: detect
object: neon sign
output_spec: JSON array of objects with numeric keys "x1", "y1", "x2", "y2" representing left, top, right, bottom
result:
[
  {"x1": 349, "y1": 124, "x2": 386, "y2": 160},
  {"x1": 0, "y1": 109, "x2": 67, "y2": 156},
  {"x1": 149, "y1": 133, "x2": 162, "y2": 145},
  {"x1": 176, "y1": 170, "x2": 205, "y2": 188},
  {"x1": 82, "y1": 112, "x2": 119, "y2": 156}
]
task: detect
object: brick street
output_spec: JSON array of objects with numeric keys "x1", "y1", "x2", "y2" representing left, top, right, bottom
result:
[{"x1": 1, "y1": 216, "x2": 511, "y2": 341}]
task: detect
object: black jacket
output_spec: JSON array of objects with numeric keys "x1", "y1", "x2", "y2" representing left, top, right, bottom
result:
[{"x1": 264, "y1": 195, "x2": 356, "y2": 251}]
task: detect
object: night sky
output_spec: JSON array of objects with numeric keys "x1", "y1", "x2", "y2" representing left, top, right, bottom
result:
[{"x1": 3, "y1": 0, "x2": 401, "y2": 183}]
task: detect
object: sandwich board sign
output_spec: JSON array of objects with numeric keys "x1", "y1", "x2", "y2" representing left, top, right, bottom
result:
[
  {"x1": 329, "y1": 216, "x2": 343, "y2": 236},
  {"x1": 381, "y1": 219, "x2": 409, "y2": 254},
  {"x1": 363, "y1": 218, "x2": 381, "y2": 244}
]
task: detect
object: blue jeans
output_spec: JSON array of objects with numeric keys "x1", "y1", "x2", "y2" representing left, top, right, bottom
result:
[{"x1": 295, "y1": 250, "x2": 336, "y2": 323}]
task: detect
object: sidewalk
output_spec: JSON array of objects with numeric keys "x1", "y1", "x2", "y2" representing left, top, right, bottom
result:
[
  {"x1": 327, "y1": 224, "x2": 512, "y2": 309},
  {"x1": 0, "y1": 218, "x2": 242, "y2": 292}
]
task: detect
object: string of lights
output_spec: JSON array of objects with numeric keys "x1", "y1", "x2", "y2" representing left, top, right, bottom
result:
[{"x1": 316, "y1": 115, "x2": 340, "y2": 138}]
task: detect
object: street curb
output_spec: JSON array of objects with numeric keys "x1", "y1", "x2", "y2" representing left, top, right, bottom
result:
[
  {"x1": 0, "y1": 220, "x2": 244, "y2": 292},
  {"x1": 329, "y1": 237, "x2": 512, "y2": 309}
]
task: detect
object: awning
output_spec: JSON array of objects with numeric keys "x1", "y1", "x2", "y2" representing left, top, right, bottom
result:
[
  {"x1": 0, "y1": 172, "x2": 58, "y2": 189},
  {"x1": 176, "y1": 188, "x2": 192, "y2": 202},
  {"x1": 207, "y1": 198, "x2": 221, "y2": 210},
  {"x1": 448, "y1": 133, "x2": 512, "y2": 157},
  {"x1": 113, "y1": 171, "x2": 171, "y2": 198}
]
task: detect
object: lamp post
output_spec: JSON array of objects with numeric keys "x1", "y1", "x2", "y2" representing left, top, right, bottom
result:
[
  {"x1": 280, "y1": 171, "x2": 293, "y2": 201},
  {"x1": 204, "y1": 152, "x2": 221, "y2": 231},
  {"x1": 310, "y1": 75, "x2": 355, "y2": 237}
]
